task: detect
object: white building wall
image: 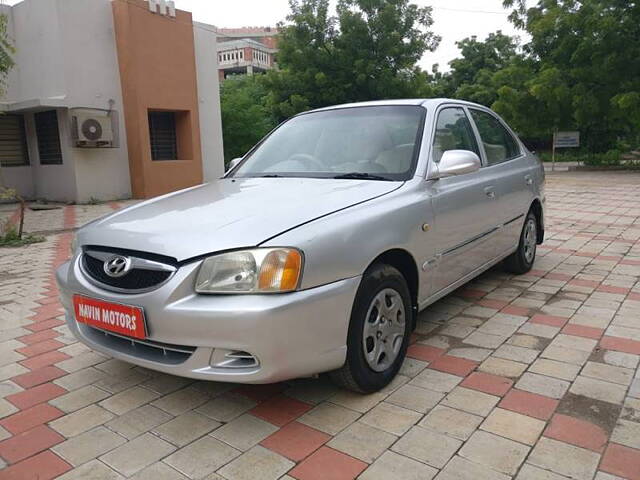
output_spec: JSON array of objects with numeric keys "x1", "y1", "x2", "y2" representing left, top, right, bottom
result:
[
  {"x1": 35, "y1": 109, "x2": 80, "y2": 201},
  {"x1": 194, "y1": 22, "x2": 226, "y2": 182},
  {"x1": 58, "y1": 0, "x2": 131, "y2": 202},
  {"x1": 0, "y1": 3, "x2": 35, "y2": 199},
  {"x1": 1, "y1": 0, "x2": 131, "y2": 202},
  {"x1": 3, "y1": 0, "x2": 66, "y2": 104}
]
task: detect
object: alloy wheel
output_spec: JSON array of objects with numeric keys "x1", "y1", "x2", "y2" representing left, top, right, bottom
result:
[{"x1": 362, "y1": 288, "x2": 406, "y2": 372}]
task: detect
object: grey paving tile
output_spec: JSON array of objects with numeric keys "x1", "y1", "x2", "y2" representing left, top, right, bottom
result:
[
  {"x1": 164, "y1": 436, "x2": 240, "y2": 479},
  {"x1": 391, "y1": 426, "x2": 461, "y2": 468},
  {"x1": 216, "y1": 446, "x2": 294, "y2": 480},
  {"x1": 459, "y1": 430, "x2": 529, "y2": 475},
  {"x1": 327, "y1": 421, "x2": 397, "y2": 463},
  {"x1": 528, "y1": 437, "x2": 600, "y2": 480},
  {"x1": 360, "y1": 450, "x2": 437, "y2": 480},
  {"x1": 100, "y1": 433, "x2": 176, "y2": 477},
  {"x1": 53, "y1": 427, "x2": 127, "y2": 467}
]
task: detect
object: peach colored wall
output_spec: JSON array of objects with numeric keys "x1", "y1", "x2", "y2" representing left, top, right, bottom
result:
[
  {"x1": 112, "y1": 0, "x2": 203, "y2": 199},
  {"x1": 261, "y1": 36, "x2": 278, "y2": 49}
]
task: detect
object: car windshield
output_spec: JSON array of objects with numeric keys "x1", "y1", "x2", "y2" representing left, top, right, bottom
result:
[{"x1": 231, "y1": 105, "x2": 426, "y2": 181}]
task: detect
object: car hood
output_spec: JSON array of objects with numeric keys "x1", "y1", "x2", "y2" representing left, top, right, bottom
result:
[{"x1": 79, "y1": 177, "x2": 403, "y2": 262}]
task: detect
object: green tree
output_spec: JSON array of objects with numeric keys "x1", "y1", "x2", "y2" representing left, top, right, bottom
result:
[
  {"x1": 219, "y1": 75, "x2": 277, "y2": 163},
  {"x1": 264, "y1": 0, "x2": 440, "y2": 121},
  {"x1": 0, "y1": 13, "x2": 14, "y2": 98},
  {"x1": 443, "y1": 31, "x2": 522, "y2": 107},
  {"x1": 500, "y1": 0, "x2": 640, "y2": 151},
  {"x1": 0, "y1": 13, "x2": 26, "y2": 242}
]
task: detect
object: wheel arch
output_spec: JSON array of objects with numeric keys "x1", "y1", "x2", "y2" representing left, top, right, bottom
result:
[
  {"x1": 530, "y1": 199, "x2": 544, "y2": 244},
  {"x1": 367, "y1": 248, "x2": 419, "y2": 329}
]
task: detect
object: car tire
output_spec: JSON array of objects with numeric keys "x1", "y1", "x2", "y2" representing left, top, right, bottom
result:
[
  {"x1": 504, "y1": 211, "x2": 538, "y2": 274},
  {"x1": 329, "y1": 263, "x2": 412, "y2": 393}
]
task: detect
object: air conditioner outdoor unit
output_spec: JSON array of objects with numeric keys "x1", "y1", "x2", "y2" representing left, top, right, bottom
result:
[{"x1": 72, "y1": 112, "x2": 114, "y2": 147}]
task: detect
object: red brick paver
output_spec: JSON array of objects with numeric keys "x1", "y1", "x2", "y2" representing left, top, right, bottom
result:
[
  {"x1": 0, "y1": 173, "x2": 638, "y2": 480},
  {"x1": 544, "y1": 414, "x2": 608, "y2": 453},
  {"x1": 461, "y1": 372, "x2": 513, "y2": 396},
  {"x1": 288, "y1": 447, "x2": 368, "y2": 480},
  {"x1": 19, "y1": 351, "x2": 71, "y2": 371},
  {"x1": 261, "y1": 421, "x2": 331, "y2": 462},
  {"x1": 499, "y1": 389, "x2": 559, "y2": 420},
  {"x1": 234, "y1": 383, "x2": 286, "y2": 402},
  {"x1": 406, "y1": 344, "x2": 445, "y2": 362},
  {"x1": 15, "y1": 339, "x2": 65, "y2": 358},
  {"x1": 600, "y1": 444, "x2": 640, "y2": 480},
  {"x1": 5, "y1": 383, "x2": 67, "y2": 410},
  {"x1": 500, "y1": 305, "x2": 531, "y2": 317},
  {"x1": 561, "y1": 324, "x2": 604, "y2": 339},
  {"x1": 250, "y1": 395, "x2": 313, "y2": 427},
  {"x1": 11, "y1": 366, "x2": 66, "y2": 389},
  {"x1": 600, "y1": 336, "x2": 640, "y2": 355},
  {"x1": 0, "y1": 450, "x2": 71, "y2": 480},
  {"x1": 0, "y1": 404, "x2": 64, "y2": 435},
  {"x1": 0, "y1": 425, "x2": 65, "y2": 464},
  {"x1": 428, "y1": 355, "x2": 478, "y2": 377},
  {"x1": 530, "y1": 314, "x2": 569, "y2": 327}
]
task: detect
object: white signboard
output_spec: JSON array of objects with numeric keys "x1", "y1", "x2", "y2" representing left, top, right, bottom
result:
[{"x1": 554, "y1": 131, "x2": 580, "y2": 148}]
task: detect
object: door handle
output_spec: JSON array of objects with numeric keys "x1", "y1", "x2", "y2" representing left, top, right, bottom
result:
[
  {"x1": 524, "y1": 175, "x2": 533, "y2": 185},
  {"x1": 484, "y1": 187, "x2": 496, "y2": 199}
]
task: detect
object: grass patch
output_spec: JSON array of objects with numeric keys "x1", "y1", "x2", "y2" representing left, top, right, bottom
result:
[{"x1": 0, "y1": 225, "x2": 45, "y2": 247}]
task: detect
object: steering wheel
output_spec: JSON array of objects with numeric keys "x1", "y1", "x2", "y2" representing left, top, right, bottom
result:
[{"x1": 287, "y1": 153, "x2": 326, "y2": 171}]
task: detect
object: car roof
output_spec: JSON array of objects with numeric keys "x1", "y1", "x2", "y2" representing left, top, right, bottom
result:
[{"x1": 307, "y1": 98, "x2": 487, "y2": 113}]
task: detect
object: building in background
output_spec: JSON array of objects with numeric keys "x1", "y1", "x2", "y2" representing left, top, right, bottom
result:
[
  {"x1": 0, "y1": 0, "x2": 225, "y2": 203},
  {"x1": 216, "y1": 27, "x2": 278, "y2": 81}
]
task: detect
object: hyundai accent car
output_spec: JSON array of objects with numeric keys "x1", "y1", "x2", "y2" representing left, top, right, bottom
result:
[{"x1": 56, "y1": 99, "x2": 545, "y2": 393}]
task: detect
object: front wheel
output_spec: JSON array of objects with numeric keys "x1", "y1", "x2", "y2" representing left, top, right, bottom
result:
[
  {"x1": 504, "y1": 211, "x2": 537, "y2": 274},
  {"x1": 330, "y1": 264, "x2": 412, "y2": 393}
]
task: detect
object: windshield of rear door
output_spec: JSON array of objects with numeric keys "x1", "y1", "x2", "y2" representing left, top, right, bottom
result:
[{"x1": 231, "y1": 105, "x2": 427, "y2": 181}]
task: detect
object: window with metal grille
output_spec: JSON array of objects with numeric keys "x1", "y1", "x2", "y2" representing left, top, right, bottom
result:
[
  {"x1": 0, "y1": 114, "x2": 29, "y2": 167},
  {"x1": 35, "y1": 110, "x2": 63, "y2": 165},
  {"x1": 148, "y1": 111, "x2": 178, "y2": 161}
]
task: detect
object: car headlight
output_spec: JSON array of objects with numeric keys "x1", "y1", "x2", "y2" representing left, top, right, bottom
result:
[{"x1": 195, "y1": 248, "x2": 303, "y2": 294}]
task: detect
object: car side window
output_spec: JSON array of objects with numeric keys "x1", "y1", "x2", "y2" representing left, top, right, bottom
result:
[
  {"x1": 469, "y1": 109, "x2": 521, "y2": 166},
  {"x1": 432, "y1": 107, "x2": 480, "y2": 163}
]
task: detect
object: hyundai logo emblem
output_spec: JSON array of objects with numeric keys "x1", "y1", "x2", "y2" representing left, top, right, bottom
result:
[{"x1": 103, "y1": 255, "x2": 132, "y2": 278}]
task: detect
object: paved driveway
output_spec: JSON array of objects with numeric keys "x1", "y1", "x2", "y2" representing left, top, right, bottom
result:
[{"x1": 0, "y1": 171, "x2": 639, "y2": 480}]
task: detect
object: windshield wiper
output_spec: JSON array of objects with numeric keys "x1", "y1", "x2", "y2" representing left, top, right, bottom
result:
[
  {"x1": 256, "y1": 174, "x2": 283, "y2": 178},
  {"x1": 332, "y1": 172, "x2": 392, "y2": 181}
]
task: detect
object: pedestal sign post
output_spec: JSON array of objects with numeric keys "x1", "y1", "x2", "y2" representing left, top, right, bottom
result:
[{"x1": 552, "y1": 131, "x2": 580, "y2": 171}]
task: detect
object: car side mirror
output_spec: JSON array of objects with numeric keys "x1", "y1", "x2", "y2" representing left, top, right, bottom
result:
[
  {"x1": 226, "y1": 157, "x2": 242, "y2": 173},
  {"x1": 430, "y1": 150, "x2": 481, "y2": 179}
]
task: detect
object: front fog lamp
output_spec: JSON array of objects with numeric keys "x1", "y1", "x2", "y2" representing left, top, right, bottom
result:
[{"x1": 195, "y1": 248, "x2": 303, "y2": 294}]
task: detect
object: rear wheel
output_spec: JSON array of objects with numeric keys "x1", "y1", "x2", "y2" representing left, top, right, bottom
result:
[
  {"x1": 330, "y1": 264, "x2": 412, "y2": 393},
  {"x1": 504, "y1": 211, "x2": 537, "y2": 274}
]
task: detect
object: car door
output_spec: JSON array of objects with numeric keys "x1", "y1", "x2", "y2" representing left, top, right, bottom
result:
[
  {"x1": 468, "y1": 108, "x2": 533, "y2": 257},
  {"x1": 426, "y1": 105, "x2": 501, "y2": 296}
]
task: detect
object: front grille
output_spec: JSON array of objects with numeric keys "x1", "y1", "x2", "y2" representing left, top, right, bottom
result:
[
  {"x1": 83, "y1": 325, "x2": 195, "y2": 365},
  {"x1": 80, "y1": 248, "x2": 177, "y2": 293},
  {"x1": 83, "y1": 255, "x2": 171, "y2": 290}
]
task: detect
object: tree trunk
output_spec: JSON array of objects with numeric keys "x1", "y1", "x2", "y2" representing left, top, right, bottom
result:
[{"x1": 17, "y1": 194, "x2": 24, "y2": 239}]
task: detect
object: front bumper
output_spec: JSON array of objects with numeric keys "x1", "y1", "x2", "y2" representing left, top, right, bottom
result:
[{"x1": 56, "y1": 255, "x2": 360, "y2": 383}]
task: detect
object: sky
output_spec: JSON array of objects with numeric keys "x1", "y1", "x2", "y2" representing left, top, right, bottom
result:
[
  {"x1": 2, "y1": 0, "x2": 526, "y2": 71},
  {"x1": 173, "y1": 0, "x2": 526, "y2": 72}
]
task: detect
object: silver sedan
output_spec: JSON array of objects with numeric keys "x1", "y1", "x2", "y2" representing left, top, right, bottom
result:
[{"x1": 56, "y1": 99, "x2": 545, "y2": 393}]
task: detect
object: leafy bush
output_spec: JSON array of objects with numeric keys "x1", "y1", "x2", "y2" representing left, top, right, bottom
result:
[
  {"x1": 582, "y1": 150, "x2": 622, "y2": 166},
  {"x1": 539, "y1": 149, "x2": 626, "y2": 166},
  {"x1": 539, "y1": 151, "x2": 581, "y2": 163}
]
